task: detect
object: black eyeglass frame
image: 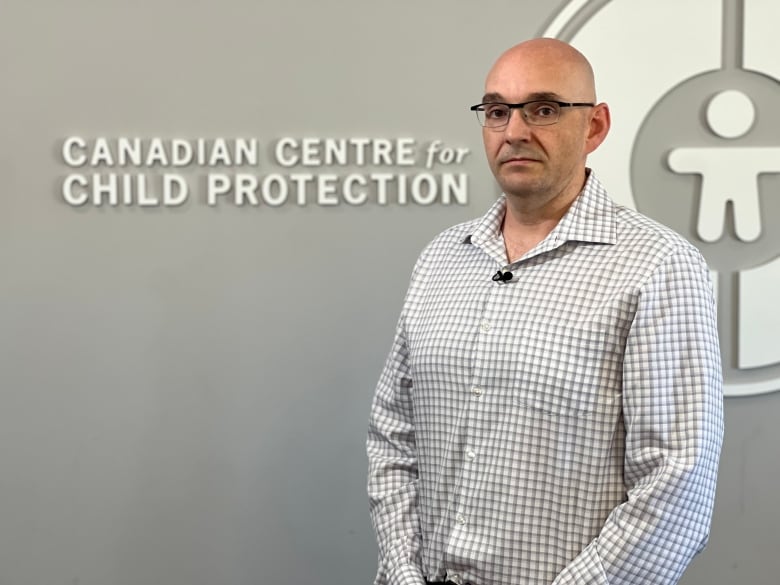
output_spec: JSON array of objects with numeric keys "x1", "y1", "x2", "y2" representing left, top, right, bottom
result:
[{"x1": 469, "y1": 100, "x2": 596, "y2": 127}]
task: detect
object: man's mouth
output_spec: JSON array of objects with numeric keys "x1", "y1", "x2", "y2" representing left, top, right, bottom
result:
[
  {"x1": 501, "y1": 156, "x2": 539, "y2": 165},
  {"x1": 499, "y1": 150, "x2": 542, "y2": 164}
]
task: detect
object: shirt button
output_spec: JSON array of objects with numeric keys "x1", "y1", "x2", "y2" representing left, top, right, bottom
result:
[
  {"x1": 465, "y1": 448, "x2": 476, "y2": 461},
  {"x1": 471, "y1": 386, "x2": 483, "y2": 397},
  {"x1": 455, "y1": 513, "x2": 466, "y2": 525},
  {"x1": 480, "y1": 320, "x2": 492, "y2": 332}
]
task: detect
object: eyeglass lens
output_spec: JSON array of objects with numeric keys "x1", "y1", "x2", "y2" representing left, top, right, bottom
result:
[{"x1": 478, "y1": 101, "x2": 561, "y2": 127}]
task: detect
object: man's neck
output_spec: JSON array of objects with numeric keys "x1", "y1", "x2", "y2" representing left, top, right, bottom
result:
[
  {"x1": 502, "y1": 212, "x2": 564, "y2": 261},
  {"x1": 501, "y1": 172, "x2": 587, "y2": 262}
]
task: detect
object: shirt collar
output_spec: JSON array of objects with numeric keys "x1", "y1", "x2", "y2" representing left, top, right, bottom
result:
[{"x1": 463, "y1": 170, "x2": 617, "y2": 251}]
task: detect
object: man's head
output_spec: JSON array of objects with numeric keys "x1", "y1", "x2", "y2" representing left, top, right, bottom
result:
[{"x1": 477, "y1": 38, "x2": 610, "y2": 206}]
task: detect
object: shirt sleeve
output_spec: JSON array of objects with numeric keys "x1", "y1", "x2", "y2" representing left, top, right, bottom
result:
[
  {"x1": 552, "y1": 247, "x2": 725, "y2": 585},
  {"x1": 367, "y1": 306, "x2": 426, "y2": 585}
]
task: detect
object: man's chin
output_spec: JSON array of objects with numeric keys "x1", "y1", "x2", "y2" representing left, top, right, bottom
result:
[{"x1": 498, "y1": 177, "x2": 544, "y2": 198}]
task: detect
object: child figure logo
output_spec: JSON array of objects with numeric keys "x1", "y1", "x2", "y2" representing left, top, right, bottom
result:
[
  {"x1": 544, "y1": 0, "x2": 780, "y2": 396},
  {"x1": 669, "y1": 89, "x2": 780, "y2": 244}
]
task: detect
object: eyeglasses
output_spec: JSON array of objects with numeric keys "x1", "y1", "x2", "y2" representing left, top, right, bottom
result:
[{"x1": 469, "y1": 100, "x2": 595, "y2": 128}]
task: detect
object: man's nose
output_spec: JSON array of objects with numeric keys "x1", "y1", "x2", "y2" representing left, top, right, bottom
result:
[{"x1": 503, "y1": 108, "x2": 533, "y2": 141}]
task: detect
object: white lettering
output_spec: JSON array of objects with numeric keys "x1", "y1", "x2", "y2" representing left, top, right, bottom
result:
[
  {"x1": 373, "y1": 173, "x2": 393, "y2": 205},
  {"x1": 209, "y1": 138, "x2": 231, "y2": 166},
  {"x1": 411, "y1": 173, "x2": 437, "y2": 205},
  {"x1": 324, "y1": 139, "x2": 347, "y2": 165},
  {"x1": 235, "y1": 174, "x2": 259, "y2": 205},
  {"x1": 373, "y1": 139, "x2": 392, "y2": 165},
  {"x1": 164, "y1": 174, "x2": 189, "y2": 205},
  {"x1": 121, "y1": 174, "x2": 133, "y2": 204},
  {"x1": 207, "y1": 173, "x2": 231, "y2": 205},
  {"x1": 301, "y1": 138, "x2": 321, "y2": 166},
  {"x1": 196, "y1": 140, "x2": 207, "y2": 165},
  {"x1": 275, "y1": 138, "x2": 299, "y2": 167},
  {"x1": 397, "y1": 138, "x2": 416, "y2": 165},
  {"x1": 351, "y1": 138, "x2": 371, "y2": 166},
  {"x1": 62, "y1": 174, "x2": 88, "y2": 204},
  {"x1": 92, "y1": 173, "x2": 118, "y2": 205},
  {"x1": 137, "y1": 175, "x2": 159, "y2": 206},
  {"x1": 442, "y1": 173, "x2": 468, "y2": 204},
  {"x1": 317, "y1": 174, "x2": 339, "y2": 205},
  {"x1": 262, "y1": 174, "x2": 288, "y2": 206},
  {"x1": 62, "y1": 137, "x2": 87, "y2": 167},
  {"x1": 235, "y1": 138, "x2": 258, "y2": 166},
  {"x1": 171, "y1": 139, "x2": 193, "y2": 166},
  {"x1": 343, "y1": 174, "x2": 367, "y2": 205},
  {"x1": 146, "y1": 138, "x2": 168, "y2": 166},
  {"x1": 397, "y1": 174, "x2": 407, "y2": 205},
  {"x1": 117, "y1": 138, "x2": 142, "y2": 166},
  {"x1": 425, "y1": 141, "x2": 441, "y2": 169},
  {"x1": 91, "y1": 139, "x2": 114, "y2": 166},
  {"x1": 290, "y1": 173, "x2": 313, "y2": 205},
  {"x1": 438, "y1": 147, "x2": 455, "y2": 164}
]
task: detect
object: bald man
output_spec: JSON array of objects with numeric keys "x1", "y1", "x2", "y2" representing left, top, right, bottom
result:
[{"x1": 367, "y1": 39, "x2": 723, "y2": 585}]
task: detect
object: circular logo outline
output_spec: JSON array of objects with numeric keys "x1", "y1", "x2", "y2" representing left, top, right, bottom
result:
[{"x1": 542, "y1": 0, "x2": 780, "y2": 397}]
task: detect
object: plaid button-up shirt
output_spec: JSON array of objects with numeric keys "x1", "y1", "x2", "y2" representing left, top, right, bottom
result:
[{"x1": 367, "y1": 172, "x2": 724, "y2": 585}]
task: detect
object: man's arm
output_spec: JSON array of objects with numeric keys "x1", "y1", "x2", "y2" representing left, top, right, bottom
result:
[
  {"x1": 367, "y1": 311, "x2": 426, "y2": 585},
  {"x1": 553, "y1": 247, "x2": 724, "y2": 585}
]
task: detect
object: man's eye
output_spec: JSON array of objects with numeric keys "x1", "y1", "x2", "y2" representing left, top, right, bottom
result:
[
  {"x1": 532, "y1": 103, "x2": 558, "y2": 117},
  {"x1": 486, "y1": 106, "x2": 508, "y2": 119}
]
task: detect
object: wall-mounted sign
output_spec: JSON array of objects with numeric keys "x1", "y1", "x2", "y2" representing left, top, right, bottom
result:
[{"x1": 59, "y1": 136, "x2": 471, "y2": 208}]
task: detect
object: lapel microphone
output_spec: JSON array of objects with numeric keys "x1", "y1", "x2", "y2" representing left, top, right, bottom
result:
[{"x1": 492, "y1": 269, "x2": 513, "y2": 283}]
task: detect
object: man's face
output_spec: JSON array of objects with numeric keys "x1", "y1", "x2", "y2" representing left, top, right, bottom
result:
[{"x1": 481, "y1": 52, "x2": 596, "y2": 202}]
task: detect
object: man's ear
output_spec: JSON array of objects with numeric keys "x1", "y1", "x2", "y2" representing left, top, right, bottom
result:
[{"x1": 585, "y1": 102, "x2": 611, "y2": 155}]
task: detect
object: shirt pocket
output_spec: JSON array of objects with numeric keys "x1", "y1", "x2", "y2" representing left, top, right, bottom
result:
[{"x1": 513, "y1": 321, "x2": 623, "y2": 417}]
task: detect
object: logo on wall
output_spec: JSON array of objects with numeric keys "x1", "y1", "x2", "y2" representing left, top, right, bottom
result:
[{"x1": 544, "y1": 0, "x2": 780, "y2": 396}]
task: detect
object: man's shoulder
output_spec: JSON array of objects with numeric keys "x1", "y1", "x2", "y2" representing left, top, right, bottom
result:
[
  {"x1": 427, "y1": 216, "x2": 481, "y2": 248},
  {"x1": 613, "y1": 203, "x2": 701, "y2": 259},
  {"x1": 585, "y1": 172, "x2": 700, "y2": 260},
  {"x1": 421, "y1": 218, "x2": 480, "y2": 256},
  {"x1": 410, "y1": 215, "x2": 485, "y2": 277}
]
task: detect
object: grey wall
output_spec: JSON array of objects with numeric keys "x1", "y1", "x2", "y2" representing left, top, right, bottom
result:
[{"x1": 1, "y1": 1, "x2": 778, "y2": 584}]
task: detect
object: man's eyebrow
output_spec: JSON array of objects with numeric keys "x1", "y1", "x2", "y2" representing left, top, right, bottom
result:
[
  {"x1": 525, "y1": 91, "x2": 564, "y2": 101},
  {"x1": 480, "y1": 91, "x2": 564, "y2": 103},
  {"x1": 481, "y1": 92, "x2": 505, "y2": 103}
]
